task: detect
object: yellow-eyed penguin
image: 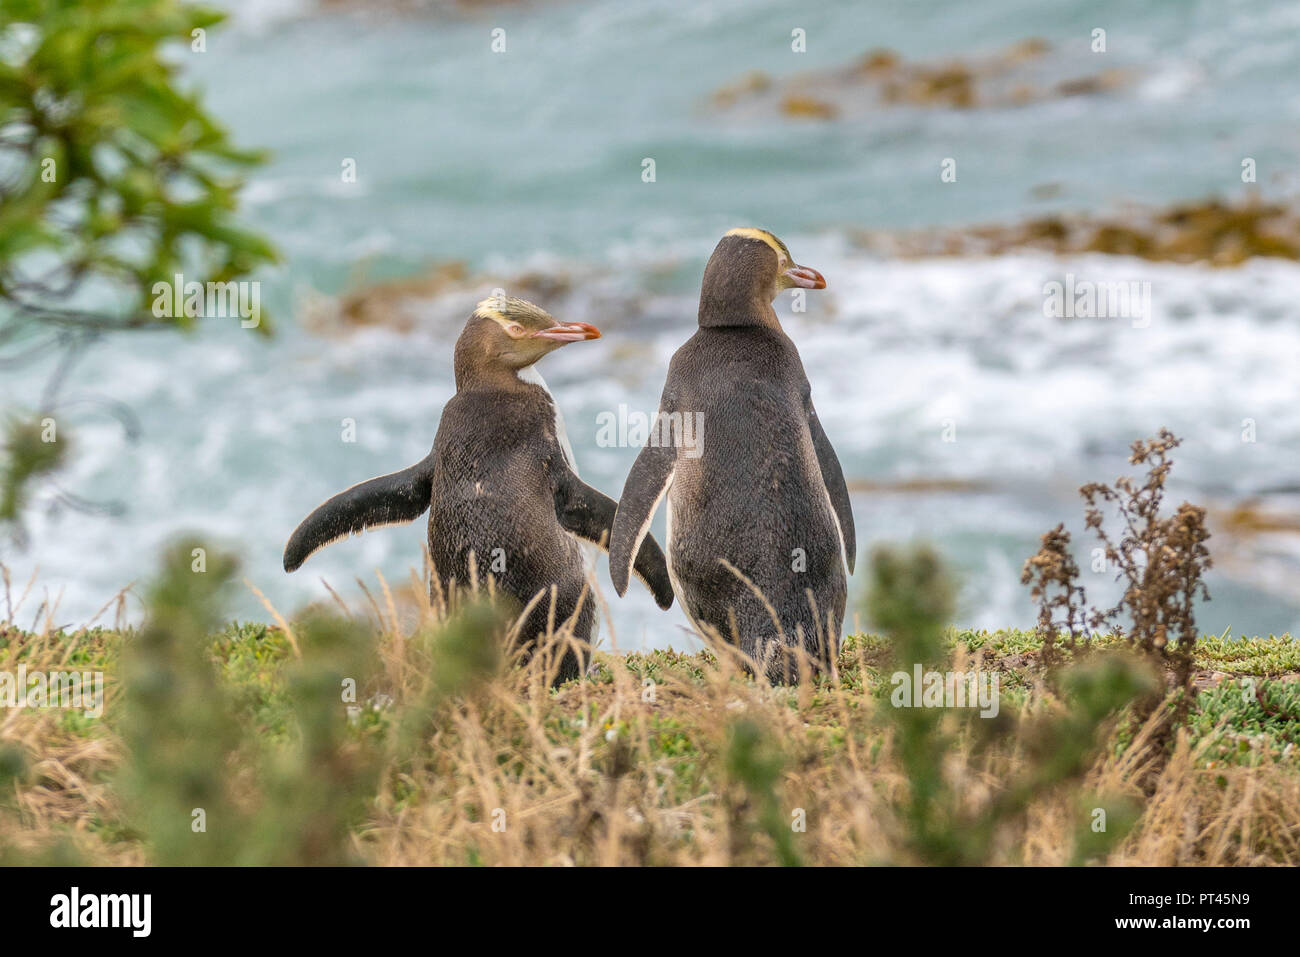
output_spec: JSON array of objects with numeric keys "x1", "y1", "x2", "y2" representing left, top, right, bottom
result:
[
  {"x1": 284, "y1": 296, "x2": 675, "y2": 684},
  {"x1": 608, "y1": 228, "x2": 854, "y2": 682}
]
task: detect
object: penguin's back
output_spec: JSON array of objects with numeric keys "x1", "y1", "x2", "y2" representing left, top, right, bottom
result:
[
  {"x1": 664, "y1": 327, "x2": 846, "y2": 662},
  {"x1": 428, "y1": 387, "x2": 588, "y2": 617}
]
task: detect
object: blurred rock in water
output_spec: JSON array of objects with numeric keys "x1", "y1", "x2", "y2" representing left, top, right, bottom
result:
[
  {"x1": 852, "y1": 195, "x2": 1300, "y2": 266},
  {"x1": 709, "y1": 38, "x2": 1135, "y2": 120}
]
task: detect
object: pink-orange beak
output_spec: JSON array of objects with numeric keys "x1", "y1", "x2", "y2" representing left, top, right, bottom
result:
[
  {"x1": 532, "y1": 321, "x2": 601, "y2": 343},
  {"x1": 785, "y1": 264, "x2": 826, "y2": 289}
]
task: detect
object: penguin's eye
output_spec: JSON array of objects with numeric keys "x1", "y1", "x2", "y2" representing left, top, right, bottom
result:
[{"x1": 505, "y1": 322, "x2": 526, "y2": 337}]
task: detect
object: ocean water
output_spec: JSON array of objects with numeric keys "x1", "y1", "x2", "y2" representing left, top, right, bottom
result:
[{"x1": 3, "y1": 0, "x2": 1299, "y2": 647}]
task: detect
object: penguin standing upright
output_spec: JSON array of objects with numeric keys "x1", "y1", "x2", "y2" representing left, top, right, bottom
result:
[
  {"x1": 284, "y1": 296, "x2": 675, "y2": 684},
  {"x1": 608, "y1": 229, "x2": 855, "y2": 682}
]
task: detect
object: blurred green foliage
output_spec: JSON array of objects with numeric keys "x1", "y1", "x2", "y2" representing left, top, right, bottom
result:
[
  {"x1": 119, "y1": 541, "x2": 382, "y2": 865},
  {"x1": 0, "y1": 0, "x2": 277, "y2": 527},
  {"x1": 0, "y1": 0, "x2": 277, "y2": 314},
  {"x1": 865, "y1": 543, "x2": 1158, "y2": 864},
  {"x1": 724, "y1": 718, "x2": 801, "y2": 866},
  {"x1": 0, "y1": 414, "x2": 65, "y2": 520},
  {"x1": 112, "y1": 541, "x2": 507, "y2": 865}
]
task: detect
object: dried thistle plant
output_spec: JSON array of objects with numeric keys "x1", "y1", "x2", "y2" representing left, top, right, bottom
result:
[
  {"x1": 1020, "y1": 522, "x2": 1087, "y2": 670},
  {"x1": 1024, "y1": 430, "x2": 1213, "y2": 720},
  {"x1": 1083, "y1": 431, "x2": 1212, "y2": 707}
]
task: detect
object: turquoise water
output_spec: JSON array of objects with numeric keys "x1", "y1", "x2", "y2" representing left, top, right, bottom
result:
[{"x1": 4, "y1": 0, "x2": 1299, "y2": 646}]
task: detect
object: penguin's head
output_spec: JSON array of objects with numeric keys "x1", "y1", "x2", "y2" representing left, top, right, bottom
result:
[
  {"x1": 699, "y1": 228, "x2": 826, "y2": 324},
  {"x1": 459, "y1": 296, "x2": 601, "y2": 376}
]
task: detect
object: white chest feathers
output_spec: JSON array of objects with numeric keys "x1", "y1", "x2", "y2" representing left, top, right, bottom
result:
[{"x1": 517, "y1": 364, "x2": 579, "y2": 475}]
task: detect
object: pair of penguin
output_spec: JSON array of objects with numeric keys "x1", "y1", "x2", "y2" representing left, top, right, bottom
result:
[{"x1": 284, "y1": 228, "x2": 855, "y2": 685}]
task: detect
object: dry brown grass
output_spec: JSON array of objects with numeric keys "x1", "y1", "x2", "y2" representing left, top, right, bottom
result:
[{"x1": 1, "y1": 556, "x2": 1297, "y2": 866}]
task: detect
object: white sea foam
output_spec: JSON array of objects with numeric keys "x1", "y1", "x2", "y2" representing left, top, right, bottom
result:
[
  {"x1": 7, "y1": 0, "x2": 1300, "y2": 641},
  {"x1": 5, "y1": 241, "x2": 1299, "y2": 642}
]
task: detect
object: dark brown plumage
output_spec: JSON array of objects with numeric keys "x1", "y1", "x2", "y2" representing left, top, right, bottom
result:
[
  {"x1": 285, "y1": 297, "x2": 674, "y2": 686},
  {"x1": 610, "y1": 229, "x2": 852, "y2": 683}
]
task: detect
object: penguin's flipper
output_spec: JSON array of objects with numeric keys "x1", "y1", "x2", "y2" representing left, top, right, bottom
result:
[
  {"x1": 609, "y1": 442, "x2": 676, "y2": 598},
  {"x1": 283, "y1": 456, "x2": 435, "y2": 572},
  {"x1": 808, "y1": 405, "x2": 857, "y2": 574},
  {"x1": 554, "y1": 470, "x2": 674, "y2": 608}
]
